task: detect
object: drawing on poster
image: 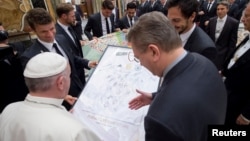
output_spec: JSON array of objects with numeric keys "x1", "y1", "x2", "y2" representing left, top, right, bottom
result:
[{"x1": 73, "y1": 45, "x2": 160, "y2": 141}]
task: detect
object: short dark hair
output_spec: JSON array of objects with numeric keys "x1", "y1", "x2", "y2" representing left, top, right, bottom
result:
[
  {"x1": 217, "y1": 1, "x2": 229, "y2": 9},
  {"x1": 127, "y1": 2, "x2": 137, "y2": 10},
  {"x1": 127, "y1": 12, "x2": 182, "y2": 53},
  {"x1": 102, "y1": 0, "x2": 114, "y2": 10},
  {"x1": 25, "y1": 8, "x2": 53, "y2": 30},
  {"x1": 56, "y1": 3, "x2": 74, "y2": 18},
  {"x1": 167, "y1": 0, "x2": 199, "y2": 19}
]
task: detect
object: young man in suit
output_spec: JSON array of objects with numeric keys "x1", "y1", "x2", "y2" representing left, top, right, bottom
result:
[
  {"x1": 127, "y1": 11, "x2": 227, "y2": 141},
  {"x1": 55, "y1": 3, "x2": 89, "y2": 91},
  {"x1": 207, "y1": 1, "x2": 239, "y2": 70},
  {"x1": 84, "y1": 0, "x2": 119, "y2": 40},
  {"x1": 167, "y1": 0, "x2": 217, "y2": 64},
  {"x1": 221, "y1": 3, "x2": 250, "y2": 125},
  {"x1": 117, "y1": 2, "x2": 138, "y2": 32},
  {"x1": 20, "y1": 8, "x2": 98, "y2": 110},
  {"x1": 55, "y1": 3, "x2": 84, "y2": 58}
]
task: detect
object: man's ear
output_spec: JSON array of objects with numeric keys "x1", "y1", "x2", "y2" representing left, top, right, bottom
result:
[
  {"x1": 56, "y1": 76, "x2": 64, "y2": 91},
  {"x1": 148, "y1": 44, "x2": 161, "y2": 62}
]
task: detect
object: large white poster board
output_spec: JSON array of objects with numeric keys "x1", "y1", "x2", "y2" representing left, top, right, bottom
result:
[{"x1": 72, "y1": 45, "x2": 160, "y2": 141}]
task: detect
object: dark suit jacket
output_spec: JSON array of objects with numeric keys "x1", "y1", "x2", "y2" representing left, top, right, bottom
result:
[
  {"x1": 0, "y1": 46, "x2": 28, "y2": 113},
  {"x1": 117, "y1": 16, "x2": 138, "y2": 30},
  {"x1": 145, "y1": 53, "x2": 227, "y2": 141},
  {"x1": 84, "y1": 12, "x2": 115, "y2": 40},
  {"x1": 138, "y1": 1, "x2": 150, "y2": 17},
  {"x1": 72, "y1": 11, "x2": 83, "y2": 40},
  {"x1": 199, "y1": 0, "x2": 217, "y2": 31},
  {"x1": 222, "y1": 36, "x2": 250, "y2": 125},
  {"x1": 160, "y1": 2, "x2": 168, "y2": 16},
  {"x1": 148, "y1": 1, "x2": 162, "y2": 12},
  {"x1": 75, "y1": 4, "x2": 83, "y2": 18},
  {"x1": 207, "y1": 16, "x2": 239, "y2": 70},
  {"x1": 20, "y1": 35, "x2": 90, "y2": 110},
  {"x1": 184, "y1": 26, "x2": 217, "y2": 64},
  {"x1": 228, "y1": 3, "x2": 239, "y2": 19},
  {"x1": 235, "y1": 0, "x2": 247, "y2": 20},
  {"x1": 113, "y1": 7, "x2": 120, "y2": 28},
  {"x1": 55, "y1": 23, "x2": 83, "y2": 58}
]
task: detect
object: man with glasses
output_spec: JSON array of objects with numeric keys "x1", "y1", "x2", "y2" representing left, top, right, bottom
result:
[{"x1": 127, "y1": 11, "x2": 227, "y2": 141}]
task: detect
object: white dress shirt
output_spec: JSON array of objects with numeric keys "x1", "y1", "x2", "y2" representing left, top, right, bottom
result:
[
  {"x1": 228, "y1": 35, "x2": 250, "y2": 69},
  {"x1": 215, "y1": 15, "x2": 227, "y2": 41}
]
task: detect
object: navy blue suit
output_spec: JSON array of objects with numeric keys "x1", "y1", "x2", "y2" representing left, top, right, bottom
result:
[
  {"x1": 184, "y1": 26, "x2": 217, "y2": 65},
  {"x1": 117, "y1": 16, "x2": 138, "y2": 30},
  {"x1": 146, "y1": 53, "x2": 227, "y2": 141},
  {"x1": 84, "y1": 12, "x2": 115, "y2": 40},
  {"x1": 20, "y1": 35, "x2": 90, "y2": 110}
]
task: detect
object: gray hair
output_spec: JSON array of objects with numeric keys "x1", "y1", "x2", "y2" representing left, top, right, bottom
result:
[{"x1": 127, "y1": 11, "x2": 182, "y2": 53}]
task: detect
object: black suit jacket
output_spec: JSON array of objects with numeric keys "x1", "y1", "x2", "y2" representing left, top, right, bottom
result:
[
  {"x1": 72, "y1": 11, "x2": 83, "y2": 40},
  {"x1": 207, "y1": 16, "x2": 239, "y2": 69},
  {"x1": 20, "y1": 35, "x2": 90, "y2": 110},
  {"x1": 222, "y1": 36, "x2": 250, "y2": 125},
  {"x1": 138, "y1": 1, "x2": 150, "y2": 17},
  {"x1": 148, "y1": 1, "x2": 162, "y2": 12},
  {"x1": 145, "y1": 53, "x2": 227, "y2": 140},
  {"x1": 184, "y1": 26, "x2": 217, "y2": 64},
  {"x1": 55, "y1": 23, "x2": 83, "y2": 58},
  {"x1": 84, "y1": 12, "x2": 115, "y2": 40},
  {"x1": 228, "y1": 3, "x2": 239, "y2": 19},
  {"x1": 117, "y1": 16, "x2": 138, "y2": 30},
  {"x1": 199, "y1": 0, "x2": 217, "y2": 31}
]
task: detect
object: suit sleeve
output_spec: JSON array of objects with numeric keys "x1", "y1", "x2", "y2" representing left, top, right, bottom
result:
[
  {"x1": 144, "y1": 116, "x2": 183, "y2": 141},
  {"x1": 73, "y1": 55, "x2": 90, "y2": 70},
  {"x1": 84, "y1": 17, "x2": 94, "y2": 40}
]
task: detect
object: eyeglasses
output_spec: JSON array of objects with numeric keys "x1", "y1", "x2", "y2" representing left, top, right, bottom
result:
[{"x1": 128, "y1": 52, "x2": 140, "y2": 63}]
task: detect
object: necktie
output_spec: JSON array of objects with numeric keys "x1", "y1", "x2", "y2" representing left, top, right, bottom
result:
[
  {"x1": 130, "y1": 18, "x2": 133, "y2": 27},
  {"x1": 68, "y1": 26, "x2": 77, "y2": 41},
  {"x1": 207, "y1": 2, "x2": 211, "y2": 11},
  {"x1": 53, "y1": 43, "x2": 63, "y2": 56},
  {"x1": 105, "y1": 18, "x2": 110, "y2": 34}
]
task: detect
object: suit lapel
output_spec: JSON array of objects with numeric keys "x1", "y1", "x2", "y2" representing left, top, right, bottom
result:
[
  {"x1": 217, "y1": 17, "x2": 228, "y2": 42},
  {"x1": 225, "y1": 36, "x2": 250, "y2": 69},
  {"x1": 97, "y1": 13, "x2": 103, "y2": 34},
  {"x1": 210, "y1": 18, "x2": 217, "y2": 41},
  {"x1": 36, "y1": 40, "x2": 50, "y2": 53}
]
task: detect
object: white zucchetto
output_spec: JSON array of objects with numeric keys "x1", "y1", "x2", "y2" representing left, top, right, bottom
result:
[{"x1": 24, "y1": 52, "x2": 67, "y2": 78}]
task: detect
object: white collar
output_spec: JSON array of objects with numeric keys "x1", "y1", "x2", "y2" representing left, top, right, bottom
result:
[
  {"x1": 217, "y1": 15, "x2": 227, "y2": 22},
  {"x1": 37, "y1": 38, "x2": 57, "y2": 51},
  {"x1": 25, "y1": 94, "x2": 65, "y2": 110},
  {"x1": 57, "y1": 20, "x2": 70, "y2": 31},
  {"x1": 180, "y1": 24, "x2": 196, "y2": 46}
]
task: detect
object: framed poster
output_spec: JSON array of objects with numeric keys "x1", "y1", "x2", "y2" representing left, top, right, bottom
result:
[{"x1": 72, "y1": 45, "x2": 160, "y2": 141}]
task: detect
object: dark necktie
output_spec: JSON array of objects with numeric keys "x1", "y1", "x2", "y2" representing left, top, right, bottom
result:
[
  {"x1": 68, "y1": 26, "x2": 77, "y2": 41},
  {"x1": 105, "y1": 18, "x2": 110, "y2": 34},
  {"x1": 130, "y1": 18, "x2": 133, "y2": 27},
  {"x1": 207, "y1": 2, "x2": 211, "y2": 11},
  {"x1": 53, "y1": 43, "x2": 63, "y2": 56}
]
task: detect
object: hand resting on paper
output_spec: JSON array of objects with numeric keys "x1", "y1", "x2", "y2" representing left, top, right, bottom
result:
[{"x1": 128, "y1": 89, "x2": 152, "y2": 110}]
